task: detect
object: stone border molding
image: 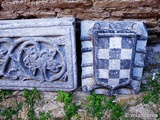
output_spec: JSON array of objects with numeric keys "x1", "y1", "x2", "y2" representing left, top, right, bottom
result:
[
  {"x1": 0, "y1": 18, "x2": 77, "y2": 91},
  {"x1": 81, "y1": 20, "x2": 148, "y2": 95}
]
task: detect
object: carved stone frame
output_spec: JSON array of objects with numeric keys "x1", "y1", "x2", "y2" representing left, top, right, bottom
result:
[
  {"x1": 0, "y1": 18, "x2": 77, "y2": 91},
  {"x1": 81, "y1": 21, "x2": 148, "y2": 95}
]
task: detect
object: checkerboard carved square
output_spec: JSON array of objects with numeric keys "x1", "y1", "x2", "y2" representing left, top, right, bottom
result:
[
  {"x1": 81, "y1": 21, "x2": 148, "y2": 95},
  {"x1": 94, "y1": 34, "x2": 135, "y2": 88},
  {"x1": 0, "y1": 18, "x2": 77, "y2": 91}
]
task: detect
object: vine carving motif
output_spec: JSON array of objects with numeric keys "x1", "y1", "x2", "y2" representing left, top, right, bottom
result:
[{"x1": 0, "y1": 37, "x2": 67, "y2": 83}]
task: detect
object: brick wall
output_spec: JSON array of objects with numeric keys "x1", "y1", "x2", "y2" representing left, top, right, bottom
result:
[{"x1": 0, "y1": 0, "x2": 160, "y2": 43}]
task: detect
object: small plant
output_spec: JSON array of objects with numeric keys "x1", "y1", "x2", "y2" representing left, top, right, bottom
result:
[
  {"x1": 39, "y1": 110, "x2": 51, "y2": 120},
  {"x1": 86, "y1": 92, "x2": 125, "y2": 120},
  {"x1": 0, "y1": 89, "x2": 13, "y2": 102},
  {"x1": 56, "y1": 90, "x2": 72, "y2": 104},
  {"x1": 0, "y1": 88, "x2": 53, "y2": 120},
  {"x1": 23, "y1": 88, "x2": 41, "y2": 120},
  {"x1": 86, "y1": 92, "x2": 106, "y2": 120},
  {"x1": 0, "y1": 90, "x2": 22, "y2": 120},
  {"x1": 105, "y1": 97, "x2": 125, "y2": 120},
  {"x1": 0, "y1": 107, "x2": 17, "y2": 120},
  {"x1": 142, "y1": 74, "x2": 160, "y2": 104},
  {"x1": 0, "y1": 102, "x2": 22, "y2": 120},
  {"x1": 56, "y1": 90, "x2": 79, "y2": 120}
]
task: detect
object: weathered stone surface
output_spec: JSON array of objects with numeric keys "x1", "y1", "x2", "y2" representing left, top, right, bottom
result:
[
  {"x1": 123, "y1": 12, "x2": 159, "y2": 19},
  {"x1": 0, "y1": 0, "x2": 159, "y2": 44},
  {"x1": 81, "y1": 20, "x2": 148, "y2": 95},
  {"x1": 114, "y1": 93, "x2": 144, "y2": 106},
  {"x1": 145, "y1": 44, "x2": 160, "y2": 70},
  {"x1": 0, "y1": 0, "x2": 159, "y2": 119},
  {"x1": 93, "y1": 0, "x2": 159, "y2": 9},
  {"x1": 0, "y1": 90, "x2": 159, "y2": 120},
  {"x1": 35, "y1": 92, "x2": 65, "y2": 118},
  {"x1": 127, "y1": 103, "x2": 159, "y2": 120},
  {"x1": 133, "y1": 67, "x2": 143, "y2": 80},
  {"x1": 134, "y1": 53, "x2": 146, "y2": 67},
  {"x1": 1, "y1": 1, "x2": 93, "y2": 11},
  {"x1": 136, "y1": 40, "x2": 147, "y2": 53},
  {"x1": 0, "y1": 18, "x2": 77, "y2": 91}
]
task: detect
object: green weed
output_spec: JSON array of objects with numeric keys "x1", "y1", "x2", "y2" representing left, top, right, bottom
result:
[
  {"x1": 0, "y1": 88, "x2": 52, "y2": 120},
  {"x1": 86, "y1": 92, "x2": 125, "y2": 120},
  {"x1": 39, "y1": 110, "x2": 52, "y2": 120},
  {"x1": 56, "y1": 90, "x2": 79, "y2": 120},
  {"x1": 0, "y1": 90, "x2": 22, "y2": 120},
  {"x1": 105, "y1": 97, "x2": 125, "y2": 120},
  {"x1": 142, "y1": 74, "x2": 160, "y2": 104},
  {"x1": 86, "y1": 92, "x2": 106, "y2": 120},
  {"x1": 23, "y1": 88, "x2": 41, "y2": 120},
  {"x1": 0, "y1": 89, "x2": 13, "y2": 102}
]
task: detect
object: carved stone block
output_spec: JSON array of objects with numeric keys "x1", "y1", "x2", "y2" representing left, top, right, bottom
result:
[
  {"x1": 81, "y1": 21, "x2": 148, "y2": 95},
  {"x1": 0, "y1": 18, "x2": 77, "y2": 91}
]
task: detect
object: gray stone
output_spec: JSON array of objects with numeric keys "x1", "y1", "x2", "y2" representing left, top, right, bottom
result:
[
  {"x1": 133, "y1": 67, "x2": 143, "y2": 80},
  {"x1": 130, "y1": 80, "x2": 141, "y2": 93},
  {"x1": 81, "y1": 21, "x2": 148, "y2": 95},
  {"x1": 136, "y1": 40, "x2": 147, "y2": 53},
  {"x1": 34, "y1": 92, "x2": 65, "y2": 118},
  {"x1": 0, "y1": 18, "x2": 77, "y2": 91},
  {"x1": 81, "y1": 51, "x2": 93, "y2": 67},
  {"x1": 82, "y1": 66, "x2": 93, "y2": 78},
  {"x1": 127, "y1": 103, "x2": 158, "y2": 120},
  {"x1": 145, "y1": 44, "x2": 160, "y2": 68},
  {"x1": 134, "y1": 53, "x2": 145, "y2": 67}
]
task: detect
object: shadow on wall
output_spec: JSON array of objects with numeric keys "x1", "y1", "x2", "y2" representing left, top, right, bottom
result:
[
  {"x1": 76, "y1": 19, "x2": 82, "y2": 88},
  {"x1": 16, "y1": 15, "x2": 38, "y2": 19}
]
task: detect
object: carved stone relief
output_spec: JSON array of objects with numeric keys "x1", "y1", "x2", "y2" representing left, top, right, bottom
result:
[
  {"x1": 0, "y1": 37, "x2": 67, "y2": 82},
  {"x1": 0, "y1": 18, "x2": 77, "y2": 91},
  {"x1": 81, "y1": 21, "x2": 148, "y2": 95}
]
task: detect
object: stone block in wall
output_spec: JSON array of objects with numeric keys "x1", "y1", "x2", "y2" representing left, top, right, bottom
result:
[
  {"x1": 0, "y1": 18, "x2": 77, "y2": 91},
  {"x1": 81, "y1": 20, "x2": 148, "y2": 95}
]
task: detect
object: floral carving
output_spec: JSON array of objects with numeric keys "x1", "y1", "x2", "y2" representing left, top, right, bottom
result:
[
  {"x1": 0, "y1": 46, "x2": 7, "y2": 65},
  {"x1": 0, "y1": 37, "x2": 67, "y2": 83}
]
